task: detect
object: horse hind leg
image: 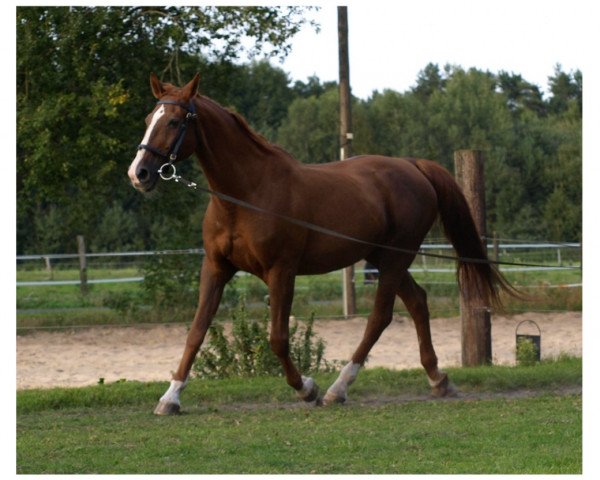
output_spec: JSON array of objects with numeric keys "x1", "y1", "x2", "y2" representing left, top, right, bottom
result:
[
  {"x1": 397, "y1": 272, "x2": 456, "y2": 397},
  {"x1": 267, "y1": 266, "x2": 320, "y2": 403},
  {"x1": 322, "y1": 269, "x2": 398, "y2": 405}
]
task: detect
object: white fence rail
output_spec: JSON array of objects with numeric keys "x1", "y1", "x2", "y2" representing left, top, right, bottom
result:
[
  {"x1": 16, "y1": 242, "x2": 581, "y2": 288},
  {"x1": 16, "y1": 243, "x2": 580, "y2": 262},
  {"x1": 16, "y1": 248, "x2": 205, "y2": 261}
]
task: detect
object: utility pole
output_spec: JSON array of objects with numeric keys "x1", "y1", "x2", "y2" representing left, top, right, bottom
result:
[{"x1": 338, "y1": 6, "x2": 356, "y2": 317}]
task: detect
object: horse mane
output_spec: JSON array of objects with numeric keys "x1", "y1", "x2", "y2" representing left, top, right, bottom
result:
[
  {"x1": 198, "y1": 95, "x2": 297, "y2": 161},
  {"x1": 228, "y1": 110, "x2": 271, "y2": 149}
]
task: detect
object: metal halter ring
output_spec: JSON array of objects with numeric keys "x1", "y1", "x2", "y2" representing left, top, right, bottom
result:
[{"x1": 158, "y1": 162, "x2": 177, "y2": 181}]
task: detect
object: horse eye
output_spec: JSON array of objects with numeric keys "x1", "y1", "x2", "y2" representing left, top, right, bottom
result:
[{"x1": 167, "y1": 118, "x2": 180, "y2": 128}]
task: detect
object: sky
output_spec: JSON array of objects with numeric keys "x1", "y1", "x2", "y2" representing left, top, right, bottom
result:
[{"x1": 277, "y1": 0, "x2": 595, "y2": 99}]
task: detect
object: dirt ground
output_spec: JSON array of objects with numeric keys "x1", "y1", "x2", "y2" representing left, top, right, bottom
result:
[{"x1": 16, "y1": 311, "x2": 581, "y2": 390}]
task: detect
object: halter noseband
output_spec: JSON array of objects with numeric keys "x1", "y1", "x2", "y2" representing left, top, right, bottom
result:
[{"x1": 137, "y1": 99, "x2": 197, "y2": 179}]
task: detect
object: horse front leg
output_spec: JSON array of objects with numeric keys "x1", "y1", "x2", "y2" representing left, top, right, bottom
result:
[
  {"x1": 154, "y1": 257, "x2": 235, "y2": 415},
  {"x1": 267, "y1": 267, "x2": 320, "y2": 402}
]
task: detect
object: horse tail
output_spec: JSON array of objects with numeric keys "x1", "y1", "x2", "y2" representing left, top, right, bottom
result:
[{"x1": 414, "y1": 159, "x2": 516, "y2": 309}]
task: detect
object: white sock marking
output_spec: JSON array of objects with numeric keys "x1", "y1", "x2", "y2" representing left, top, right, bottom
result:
[
  {"x1": 297, "y1": 376, "x2": 316, "y2": 399},
  {"x1": 159, "y1": 377, "x2": 188, "y2": 406},
  {"x1": 427, "y1": 369, "x2": 446, "y2": 387},
  {"x1": 325, "y1": 362, "x2": 361, "y2": 401}
]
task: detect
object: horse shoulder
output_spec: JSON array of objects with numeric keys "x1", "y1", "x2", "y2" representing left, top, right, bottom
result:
[{"x1": 201, "y1": 201, "x2": 235, "y2": 260}]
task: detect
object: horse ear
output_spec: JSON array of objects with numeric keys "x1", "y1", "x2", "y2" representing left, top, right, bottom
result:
[
  {"x1": 149, "y1": 72, "x2": 165, "y2": 99},
  {"x1": 182, "y1": 73, "x2": 200, "y2": 101}
]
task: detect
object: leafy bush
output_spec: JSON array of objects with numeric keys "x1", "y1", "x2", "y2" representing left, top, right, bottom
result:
[
  {"x1": 90, "y1": 201, "x2": 144, "y2": 253},
  {"x1": 516, "y1": 337, "x2": 540, "y2": 366},
  {"x1": 141, "y1": 255, "x2": 199, "y2": 308},
  {"x1": 192, "y1": 297, "x2": 337, "y2": 379},
  {"x1": 102, "y1": 290, "x2": 140, "y2": 317}
]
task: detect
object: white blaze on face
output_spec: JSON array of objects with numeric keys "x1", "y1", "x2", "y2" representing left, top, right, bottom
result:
[{"x1": 127, "y1": 105, "x2": 166, "y2": 185}]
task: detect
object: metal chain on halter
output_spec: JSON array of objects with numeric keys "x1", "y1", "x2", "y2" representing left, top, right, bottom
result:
[{"x1": 157, "y1": 162, "x2": 198, "y2": 189}]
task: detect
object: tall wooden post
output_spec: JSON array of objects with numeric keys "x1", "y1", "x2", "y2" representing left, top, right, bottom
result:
[
  {"x1": 77, "y1": 235, "x2": 88, "y2": 295},
  {"x1": 453, "y1": 150, "x2": 491, "y2": 366},
  {"x1": 338, "y1": 6, "x2": 356, "y2": 317}
]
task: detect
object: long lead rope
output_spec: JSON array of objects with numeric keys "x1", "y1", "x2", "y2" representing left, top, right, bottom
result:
[{"x1": 157, "y1": 162, "x2": 580, "y2": 271}]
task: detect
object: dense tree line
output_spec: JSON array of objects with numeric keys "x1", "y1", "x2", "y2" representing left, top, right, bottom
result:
[{"x1": 17, "y1": 7, "x2": 581, "y2": 257}]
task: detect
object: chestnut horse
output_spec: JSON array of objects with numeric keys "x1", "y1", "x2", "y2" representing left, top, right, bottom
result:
[{"x1": 128, "y1": 73, "x2": 510, "y2": 415}]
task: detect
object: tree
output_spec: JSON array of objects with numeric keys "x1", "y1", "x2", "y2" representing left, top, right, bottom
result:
[
  {"x1": 17, "y1": 6, "x2": 316, "y2": 254},
  {"x1": 276, "y1": 87, "x2": 340, "y2": 164},
  {"x1": 225, "y1": 61, "x2": 296, "y2": 140},
  {"x1": 436, "y1": 68, "x2": 511, "y2": 146},
  {"x1": 90, "y1": 202, "x2": 144, "y2": 252},
  {"x1": 132, "y1": 6, "x2": 319, "y2": 78},
  {"x1": 361, "y1": 90, "x2": 407, "y2": 156},
  {"x1": 497, "y1": 71, "x2": 546, "y2": 116},
  {"x1": 548, "y1": 64, "x2": 582, "y2": 115},
  {"x1": 292, "y1": 75, "x2": 337, "y2": 99},
  {"x1": 412, "y1": 62, "x2": 447, "y2": 100}
]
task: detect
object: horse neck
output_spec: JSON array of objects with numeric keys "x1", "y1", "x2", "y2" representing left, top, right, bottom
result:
[{"x1": 193, "y1": 96, "x2": 296, "y2": 200}]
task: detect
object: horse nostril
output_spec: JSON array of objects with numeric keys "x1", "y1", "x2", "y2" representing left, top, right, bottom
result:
[{"x1": 137, "y1": 167, "x2": 149, "y2": 182}]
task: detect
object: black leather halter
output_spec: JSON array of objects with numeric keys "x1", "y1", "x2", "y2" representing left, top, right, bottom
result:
[{"x1": 137, "y1": 99, "x2": 197, "y2": 162}]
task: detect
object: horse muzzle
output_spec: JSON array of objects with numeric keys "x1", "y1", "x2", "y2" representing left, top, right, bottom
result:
[{"x1": 128, "y1": 162, "x2": 159, "y2": 193}]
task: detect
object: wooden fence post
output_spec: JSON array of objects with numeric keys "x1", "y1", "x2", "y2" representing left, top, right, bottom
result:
[
  {"x1": 454, "y1": 150, "x2": 492, "y2": 366},
  {"x1": 77, "y1": 235, "x2": 88, "y2": 295},
  {"x1": 44, "y1": 256, "x2": 53, "y2": 280}
]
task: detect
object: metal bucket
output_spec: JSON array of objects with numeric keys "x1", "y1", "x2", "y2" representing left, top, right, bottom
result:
[{"x1": 515, "y1": 320, "x2": 541, "y2": 362}]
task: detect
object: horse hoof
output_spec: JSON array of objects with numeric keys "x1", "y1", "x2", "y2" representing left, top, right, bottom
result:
[
  {"x1": 431, "y1": 374, "x2": 458, "y2": 398},
  {"x1": 321, "y1": 390, "x2": 346, "y2": 406},
  {"x1": 153, "y1": 401, "x2": 181, "y2": 416},
  {"x1": 298, "y1": 376, "x2": 320, "y2": 403}
]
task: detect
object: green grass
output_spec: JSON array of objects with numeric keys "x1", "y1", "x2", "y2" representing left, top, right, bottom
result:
[
  {"x1": 17, "y1": 358, "x2": 582, "y2": 474},
  {"x1": 17, "y1": 356, "x2": 582, "y2": 414},
  {"x1": 17, "y1": 281, "x2": 142, "y2": 310},
  {"x1": 17, "y1": 396, "x2": 581, "y2": 474}
]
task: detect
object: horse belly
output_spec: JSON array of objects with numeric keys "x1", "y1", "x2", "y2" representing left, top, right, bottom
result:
[
  {"x1": 296, "y1": 214, "x2": 383, "y2": 275},
  {"x1": 297, "y1": 241, "x2": 372, "y2": 275}
]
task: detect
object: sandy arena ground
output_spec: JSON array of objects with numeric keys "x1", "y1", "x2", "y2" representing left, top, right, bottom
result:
[{"x1": 17, "y1": 311, "x2": 581, "y2": 390}]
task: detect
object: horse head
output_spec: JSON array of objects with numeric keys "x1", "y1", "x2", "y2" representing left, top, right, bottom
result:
[{"x1": 128, "y1": 73, "x2": 200, "y2": 192}]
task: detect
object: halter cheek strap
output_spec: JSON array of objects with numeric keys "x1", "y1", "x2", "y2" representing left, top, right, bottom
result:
[{"x1": 137, "y1": 99, "x2": 197, "y2": 164}]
